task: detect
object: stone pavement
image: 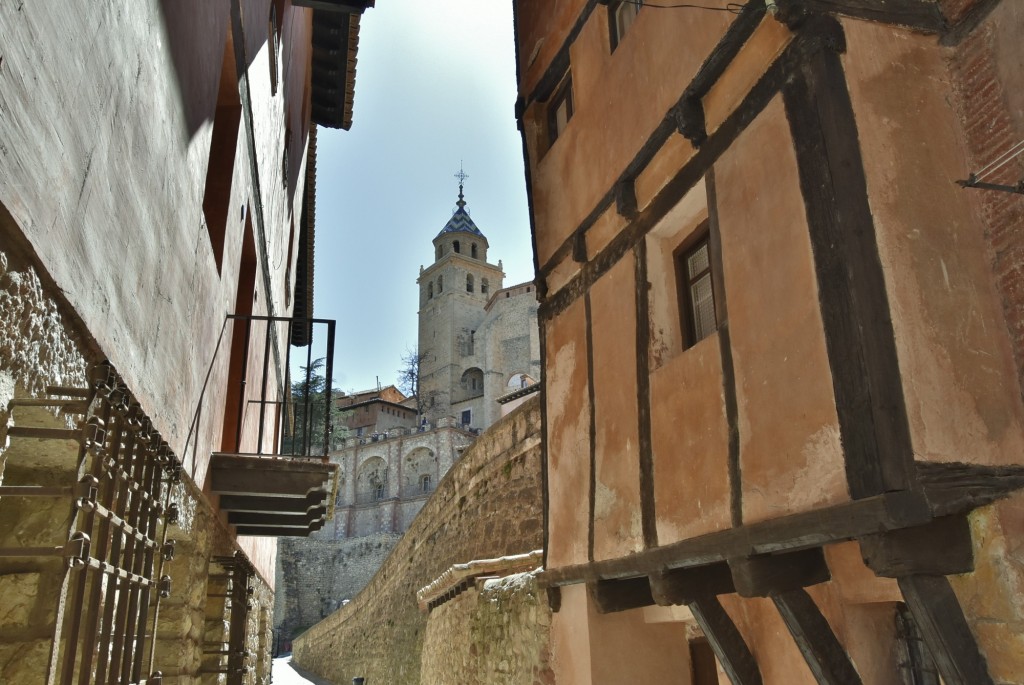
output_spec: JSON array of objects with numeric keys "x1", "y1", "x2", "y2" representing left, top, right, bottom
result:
[{"x1": 272, "y1": 656, "x2": 335, "y2": 684}]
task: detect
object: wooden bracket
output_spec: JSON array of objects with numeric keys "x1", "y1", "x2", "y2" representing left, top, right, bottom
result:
[
  {"x1": 898, "y1": 575, "x2": 994, "y2": 685},
  {"x1": 729, "y1": 548, "x2": 830, "y2": 598},
  {"x1": 689, "y1": 595, "x2": 763, "y2": 685},
  {"x1": 586, "y1": 577, "x2": 654, "y2": 614},
  {"x1": 773, "y1": 588, "x2": 862, "y2": 684},
  {"x1": 860, "y1": 514, "x2": 974, "y2": 578},
  {"x1": 649, "y1": 563, "x2": 735, "y2": 606},
  {"x1": 614, "y1": 180, "x2": 638, "y2": 220}
]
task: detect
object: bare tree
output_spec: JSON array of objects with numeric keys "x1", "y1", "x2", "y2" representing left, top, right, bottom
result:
[{"x1": 397, "y1": 347, "x2": 426, "y2": 399}]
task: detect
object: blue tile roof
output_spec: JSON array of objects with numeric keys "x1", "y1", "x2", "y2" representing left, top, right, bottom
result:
[{"x1": 436, "y1": 186, "x2": 486, "y2": 239}]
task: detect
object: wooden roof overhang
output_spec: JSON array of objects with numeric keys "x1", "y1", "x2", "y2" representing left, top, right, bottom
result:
[
  {"x1": 210, "y1": 453, "x2": 339, "y2": 537},
  {"x1": 302, "y1": 0, "x2": 376, "y2": 130}
]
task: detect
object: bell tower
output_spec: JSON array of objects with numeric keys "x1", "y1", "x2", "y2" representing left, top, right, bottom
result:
[{"x1": 416, "y1": 170, "x2": 505, "y2": 426}]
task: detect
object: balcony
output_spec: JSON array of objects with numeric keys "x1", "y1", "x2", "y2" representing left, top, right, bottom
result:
[{"x1": 209, "y1": 315, "x2": 339, "y2": 537}]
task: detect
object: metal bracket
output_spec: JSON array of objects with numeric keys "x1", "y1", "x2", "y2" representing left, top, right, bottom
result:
[{"x1": 957, "y1": 176, "x2": 1024, "y2": 196}]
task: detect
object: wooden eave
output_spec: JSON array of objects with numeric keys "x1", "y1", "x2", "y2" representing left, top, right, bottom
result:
[{"x1": 309, "y1": 7, "x2": 366, "y2": 130}]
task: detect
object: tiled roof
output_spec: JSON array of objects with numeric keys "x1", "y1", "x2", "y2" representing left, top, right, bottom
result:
[{"x1": 436, "y1": 186, "x2": 486, "y2": 238}]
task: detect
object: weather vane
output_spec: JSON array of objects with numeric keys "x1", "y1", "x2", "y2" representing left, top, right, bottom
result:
[{"x1": 455, "y1": 163, "x2": 469, "y2": 188}]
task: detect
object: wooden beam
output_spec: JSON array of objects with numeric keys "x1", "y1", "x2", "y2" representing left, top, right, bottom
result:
[
  {"x1": 688, "y1": 595, "x2": 763, "y2": 685},
  {"x1": 729, "y1": 548, "x2": 830, "y2": 598},
  {"x1": 775, "y1": 0, "x2": 945, "y2": 32},
  {"x1": 587, "y1": 577, "x2": 654, "y2": 614},
  {"x1": 773, "y1": 588, "x2": 862, "y2": 684},
  {"x1": 898, "y1": 575, "x2": 994, "y2": 685},
  {"x1": 218, "y1": 492, "x2": 327, "y2": 514},
  {"x1": 649, "y1": 563, "x2": 734, "y2": 606},
  {"x1": 781, "y1": 20, "x2": 915, "y2": 497},
  {"x1": 917, "y1": 460, "x2": 1024, "y2": 516},
  {"x1": 860, "y1": 515, "x2": 974, "y2": 578},
  {"x1": 635, "y1": 241, "x2": 657, "y2": 549},
  {"x1": 541, "y1": 490, "x2": 930, "y2": 587},
  {"x1": 227, "y1": 511, "x2": 325, "y2": 527}
]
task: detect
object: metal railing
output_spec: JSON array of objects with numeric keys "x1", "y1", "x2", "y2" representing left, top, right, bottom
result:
[{"x1": 226, "y1": 315, "x2": 336, "y2": 458}]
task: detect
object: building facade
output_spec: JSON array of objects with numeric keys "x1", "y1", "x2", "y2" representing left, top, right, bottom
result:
[
  {"x1": 515, "y1": 0, "x2": 1024, "y2": 683},
  {"x1": 417, "y1": 180, "x2": 542, "y2": 431},
  {"x1": 0, "y1": 1, "x2": 373, "y2": 682}
]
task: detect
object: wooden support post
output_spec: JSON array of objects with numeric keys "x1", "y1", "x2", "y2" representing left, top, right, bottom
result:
[
  {"x1": 729, "y1": 548, "x2": 830, "y2": 598},
  {"x1": 688, "y1": 595, "x2": 763, "y2": 685},
  {"x1": 772, "y1": 589, "x2": 862, "y2": 685},
  {"x1": 898, "y1": 575, "x2": 994, "y2": 685},
  {"x1": 586, "y1": 577, "x2": 654, "y2": 614}
]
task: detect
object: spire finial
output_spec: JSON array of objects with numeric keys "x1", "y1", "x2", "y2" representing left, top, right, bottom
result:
[{"x1": 454, "y1": 163, "x2": 468, "y2": 209}]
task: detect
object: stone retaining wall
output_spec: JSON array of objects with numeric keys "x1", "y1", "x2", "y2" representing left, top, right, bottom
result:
[{"x1": 292, "y1": 396, "x2": 543, "y2": 684}]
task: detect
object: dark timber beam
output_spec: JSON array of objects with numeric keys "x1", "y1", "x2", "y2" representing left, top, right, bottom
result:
[
  {"x1": 688, "y1": 595, "x2": 763, "y2": 685},
  {"x1": 218, "y1": 492, "x2": 328, "y2": 514},
  {"x1": 917, "y1": 461, "x2": 1024, "y2": 516},
  {"x1": 649, "y1": 563, "x2": 735, "y2": 606},
  {"x1": 860, "y1": 515, "x2": 974, "y2": 578},
  {"x1": 774, "y1": 0, "x2": 945, "y2": 33},
  {"x1": 773, "y1": 588, "x2": 862, "y2": 684},
  {"x1": 729, "y1": 548, "x2": 830, "y2": 598},
  {"x1": 587, "y1": 577, "x2": 654, "y2": 614},
  {"x1": 781, "y1": 18, "x2": 915, "y2": 497},
  {"x1": 898, "y1": 575, "x2": 994, "y2": 685}
]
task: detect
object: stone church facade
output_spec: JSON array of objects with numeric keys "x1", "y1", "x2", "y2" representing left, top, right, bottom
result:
[{"x1": 275, "y1": 180, "x2": 541, "y2": 647}]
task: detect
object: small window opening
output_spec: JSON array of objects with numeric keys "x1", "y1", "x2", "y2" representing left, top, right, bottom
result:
[
  {"x1": 481, "y1": 278, "x2": 489, "y2": 295},
  {"x1": 548, "y1": 73, "x2": 574, "y2": 146},
  {"x1": 428, "y1": 282, "x2": 433, "y2": 299},
  {"x1": 420, "y1": 474, "x2": 431, "y2": 493},
  {"x1": 471, "y1": 243, "x2": 478, "y2": 258},
  {"x1": 609, "y1": 0, "x2": 642, "y2": 51},
  {"x1": 454, "y1": 240, "x2": 461, "y2": 254},
  {"x1": 467, "y1": 274, "x2": 474, "y2": 293},
  {"x1": 438, "y1": 275, "x2": 444, "y2": 293},
  {"x1": 676, "y1": 229, "x2": 717, "y2": 348}
]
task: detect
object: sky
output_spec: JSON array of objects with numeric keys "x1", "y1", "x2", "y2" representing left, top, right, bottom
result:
[{"x1": 311, "y1": 1, "x2": 533, "y2": 395}]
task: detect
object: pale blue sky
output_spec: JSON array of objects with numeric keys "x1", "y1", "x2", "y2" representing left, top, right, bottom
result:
[{"x1": 312, "y1": 1, "x2": 533, "y2": 393}]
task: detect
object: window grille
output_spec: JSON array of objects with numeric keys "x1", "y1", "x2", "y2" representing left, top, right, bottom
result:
[
  {"x1": 1, "y1": 362, "x2": 178, "y2": 684},
  {"x1": 676, "y1": 231, "x2": 717, "y2": 347}
]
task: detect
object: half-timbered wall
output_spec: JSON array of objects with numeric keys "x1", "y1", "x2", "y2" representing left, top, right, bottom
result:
[{"x1": 516, "y1": 0, "x2": 1024, "y2": 682}]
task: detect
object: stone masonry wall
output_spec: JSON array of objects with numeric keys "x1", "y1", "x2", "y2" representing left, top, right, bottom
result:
[
  {"x1": 292, "y1": 396, "x2": 543, "y2": 684},
  {"x1": 274, "y1": 532, "x2": 403, "y2": 645},
  {"x1": 420, "y1": 571, "x2": 553, "y2": 685}
]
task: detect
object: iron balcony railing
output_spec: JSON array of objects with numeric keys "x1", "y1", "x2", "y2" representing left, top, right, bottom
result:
[{"x1": 225, "y1": 315, "x2": 336, "y2": 459}]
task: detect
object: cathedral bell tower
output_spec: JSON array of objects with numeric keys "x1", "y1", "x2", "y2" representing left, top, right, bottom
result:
[{"x1": 416, "y1": 170, "x2": 505, "y2": 426}]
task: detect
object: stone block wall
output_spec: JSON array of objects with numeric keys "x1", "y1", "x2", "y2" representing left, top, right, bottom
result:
[
  {"x1": 420, "y1": 572, "x2": 553, "y2": 685},
  {"x1": 292, "y1": 396, "x2": 543, "y2": 684}
]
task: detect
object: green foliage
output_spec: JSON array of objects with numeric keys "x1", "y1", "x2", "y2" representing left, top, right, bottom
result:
[{"x1": 282, "y1": 357, "x2": 349, "y2": 456}]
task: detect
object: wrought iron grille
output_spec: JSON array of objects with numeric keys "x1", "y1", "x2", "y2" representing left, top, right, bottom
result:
[
  {"x1": 0, "y1": 362, "x2": 178, "y2": 685},
  {"x1": 201, "y1": 553, "x2": 257, "y2": 684}
]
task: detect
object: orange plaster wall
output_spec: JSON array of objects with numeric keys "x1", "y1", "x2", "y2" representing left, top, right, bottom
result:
[
  {"x1": 715, "y1": 97, "x2": 847, "y2": 524},
  {"x1": 841, "y1": 18, "x2": 1024, "y2": 466},
  {"x1": 587, "y1": 602, "x2": 692, "y2": 685},
  {"x1": 650, "y1": 336, "x2": 731, "y2": 544},
  {"x1": 527, "y1": 6, "x2": 730, "y2": 268},
  {"x1": 590, "y1": 259, "x2": 643, "y2": 561},
  {"x1": 545, "y1": 297, "x2": 593, "y2": 569}
]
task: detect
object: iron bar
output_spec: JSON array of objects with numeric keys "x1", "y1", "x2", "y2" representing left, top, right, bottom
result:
[
  {"x1": 282, "y1": 318, "x2": 294, "y2": 456},
  {"x1": 257, "y1": 319, "x2": 274, "y2": 455},
  {"x1": 235, "y1": 317, "x2": 253, "y2": 453},
  {"x1": 322, "y1": 320, "x2": 336, "y2": 457},
  {"x1": 6, "y1": 426, "x2": 82, "y2": 441}
]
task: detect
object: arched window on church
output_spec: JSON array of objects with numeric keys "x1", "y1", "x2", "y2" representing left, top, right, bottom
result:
[
  {"x1": 471, "y1": 243, "x2": 478, "y2": 259},
  {"x1": 467, "y1": 274, "x2": 474, "y2": 293},
  {"x1": 436, "y1": 244, "x2": 443, "y2": 260},
  {"x1": 428, "y1": 282, "x2": 433, "y2": 299},
  {"x1": 453, "y1": 240, "x2": 461, "y2": 254},
  {"x1": 438, "y1": 275, "x2": 444, "y2": 293},
  {"x1": 481, "y1": 278, "x2": 489, "y2": 295}
]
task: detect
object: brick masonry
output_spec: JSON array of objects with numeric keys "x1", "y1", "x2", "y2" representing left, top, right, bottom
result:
[{"x1": 291, "y1": 396, "x2": 543, "y2": 684}]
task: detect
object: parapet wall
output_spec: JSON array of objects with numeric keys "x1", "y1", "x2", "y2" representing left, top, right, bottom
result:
[{"x1": 292, "y1": 395, "x2": 543, "y2": 684}]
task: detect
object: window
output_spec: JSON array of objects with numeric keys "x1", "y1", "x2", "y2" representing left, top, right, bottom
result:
[
  {"x1": 438, "y1": 275, "x2": 444, "y2": 293},
  {"x1": 268, "y1": 4, "x2": 280, "y2": 95},
  {"x1": 436, "y1": 244, "x2": 443, "y2": 260},
  {"x1": 428, "y1": 282, "x2": 433, "y2": 299},
  {"x1": 454, "y1": 240, "x2": 461, "y2": 254},
  {"x1": 676, "y1": 230, "x2": 717, "y2": 347},
  {"x1": 374, "y1": 483, "x2": 385, "y2": 501},
  {"x1": 461, "y1": 409, "x2": 471, "y2": 426},
  {"x1": 609, "y1": 0, "x2": 642, "y2": 51},
  {"x1": 481, "y1": 278, "x2": 489, "y2": 295},
  {"x1": 420, "y1": 474, "x2": 432, "y2": 493},
  {"x1": 467, "y1": 274, "x2": 474, "y2": 292},
  {"x1": 548, "y1": 74, "x2": 574, "y2": 145},
  {"x1": 471, "y1": 243, "x2": 478, "y2": 259}
]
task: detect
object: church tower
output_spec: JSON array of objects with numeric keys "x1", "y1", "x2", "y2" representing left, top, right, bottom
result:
[{"x1": 417, "y1": 172, "x2": 505, "y2": 427}]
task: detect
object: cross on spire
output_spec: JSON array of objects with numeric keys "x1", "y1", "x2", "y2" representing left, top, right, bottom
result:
[{"x1": 455, "y1": 164, "x2": 468, "y2": 209}]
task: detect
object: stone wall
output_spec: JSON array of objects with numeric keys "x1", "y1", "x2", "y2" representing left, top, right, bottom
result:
[
  {"x1": 420, "y1": 572, "x2": 553, "y2": 685},
  {"x1": 292, "y1": 396, "x2": 543, "y2": 684},
  {"x1": 274, "y1": 532, "x2": 403, "y2": 645}
]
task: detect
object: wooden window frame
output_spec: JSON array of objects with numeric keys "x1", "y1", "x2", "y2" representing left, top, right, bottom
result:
[
  {"x1": 547, "y1": 73, "x2": 574, "y2": 147},
  {"x1": 674, "y1": 224, "x2": 717, "y2": 348},
  {"x1": 608, "y1": 0, "x2": 642, "y2": 51}
]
